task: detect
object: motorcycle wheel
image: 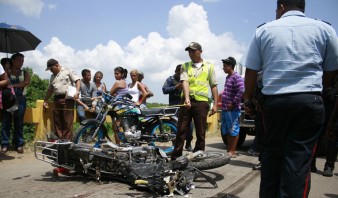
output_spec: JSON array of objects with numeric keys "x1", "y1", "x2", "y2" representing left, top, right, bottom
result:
[
  {"x1": 148, "y1": 117, "x2": 177, "y2": 155},
  {"x1": 72, "y1": 122, "x2": 106, "y2": 148},
  {"x1": 191, "y1": 151, "x2": 230, "y2": 170}
]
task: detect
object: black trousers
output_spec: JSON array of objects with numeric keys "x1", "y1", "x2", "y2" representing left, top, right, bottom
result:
[
  {"x1": 171, "y1": 99, "x2": 209, "y2": 159},
  {"x1": 260, "y1": 93, "x2": 324, "y2": 198}
]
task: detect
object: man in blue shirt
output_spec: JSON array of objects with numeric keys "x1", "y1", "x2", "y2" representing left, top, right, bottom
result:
[{"x1": 242, "y1": 0, "x2": 338, "y2": 197}]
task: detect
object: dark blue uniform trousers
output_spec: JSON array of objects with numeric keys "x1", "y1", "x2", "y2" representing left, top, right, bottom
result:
[{"x1": 260, "y1": 93, "x2": 324, "y2": 198}]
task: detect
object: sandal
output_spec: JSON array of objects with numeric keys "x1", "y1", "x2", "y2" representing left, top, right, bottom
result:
[{"x1": 228, "y1": 152, "x2": 238, "y2": 158}]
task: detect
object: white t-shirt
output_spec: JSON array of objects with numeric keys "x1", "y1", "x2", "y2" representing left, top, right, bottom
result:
[{"x1": 0, "y1": 66, "x2": 4, "y2": 75}]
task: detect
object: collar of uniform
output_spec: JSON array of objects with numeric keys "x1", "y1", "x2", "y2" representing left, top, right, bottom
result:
[{"x1": 281, "y1": 10, "x2": 305, "y2": 19}]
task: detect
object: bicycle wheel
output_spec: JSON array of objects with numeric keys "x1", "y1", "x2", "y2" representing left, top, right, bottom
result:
[
  {"x1": 148, "y1": 117, "x2": 177, "y2": 154},
  {"x1": 72, "y1": 122, "x2": 106, "y2": 148}
]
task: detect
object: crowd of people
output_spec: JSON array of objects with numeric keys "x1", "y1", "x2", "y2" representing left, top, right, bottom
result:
[{"x1": 0, "y1": 0, "x2": 338, "y2": 197}]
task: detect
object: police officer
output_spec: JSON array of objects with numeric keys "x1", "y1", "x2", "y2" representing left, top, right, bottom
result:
[
  {"x1": 43, "y1": 59, "x2": 81, "y2": 140},
  {"x1": 171, "y1": 42, "x2": 218, "y2": 160},
  {"x1": 242, "y1": 0, "x2": 338, "y2": 197}
]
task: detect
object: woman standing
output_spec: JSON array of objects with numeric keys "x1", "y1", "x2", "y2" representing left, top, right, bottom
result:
[
  {"x1": 128, "y1": 69, "x2": 148, "y2": 106},
  {"x1": 109, "y1": 66, "x2": 129, "y2": 144},
  {"x1": 1, "y1": 53, "x2": 30, "y2": 153}
]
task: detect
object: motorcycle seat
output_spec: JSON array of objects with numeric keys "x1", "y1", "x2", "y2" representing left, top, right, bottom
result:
[
  {"x1": 141, "y1": 108, "x2": 164, "y2": 116},
  {"x1": 141, "y1": 107, "x2": 178, "y2": 116}
]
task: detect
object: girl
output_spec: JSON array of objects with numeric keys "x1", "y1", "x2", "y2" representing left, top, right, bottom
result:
[{"x1": 109, "y1": 66, "x2": 129, "y2": 144}]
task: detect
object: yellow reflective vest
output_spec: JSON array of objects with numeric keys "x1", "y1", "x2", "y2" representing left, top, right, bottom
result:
[{"x1": 181, "y1": 61, "x2": 213, "y2": 102}]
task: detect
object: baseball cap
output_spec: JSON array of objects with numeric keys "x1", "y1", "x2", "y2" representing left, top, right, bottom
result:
[
  {"x1": 222, "y1": 56, "x2": 236, "y2": 67},
  {"x1": 45, "y1": 59, "x2": 58, "y2": 71},
  {"x1": 185, "y1": 42, "x2": 202, "y2": 51}
]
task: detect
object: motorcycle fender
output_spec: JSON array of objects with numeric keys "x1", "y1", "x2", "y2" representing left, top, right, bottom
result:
[{"x1": 80, "y1": 119, "x2": 109, "y2": 138}]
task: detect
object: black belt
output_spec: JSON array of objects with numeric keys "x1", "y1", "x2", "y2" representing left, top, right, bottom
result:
[
  {"x1": 264, "y1": 92, "x2": 321, "y2": 98},
  {"x1": 54, "y1": 94, "x2": 66, "y2": 99}
]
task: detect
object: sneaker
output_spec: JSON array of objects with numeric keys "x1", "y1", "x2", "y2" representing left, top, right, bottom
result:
[
  {"x1": 17, "y1": 147, "x2": 24, "y2": 154},
  {"x1": 1, "y1": 147, "x2": 8, "y2": 154},
  {"x1": 253, "y1": 163, "x2": 262, "y2": 170},
  {"x1": 248, "y1": 149, "x2": 259, "y2": 156},
  {"x1": 322, "y1": 166, "x2": 333, "y2": 177}
]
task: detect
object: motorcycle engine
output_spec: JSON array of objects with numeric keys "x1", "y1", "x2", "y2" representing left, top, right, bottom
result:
[{"x1": 121, "y1": 118, "x2": 141, "y2": 141}]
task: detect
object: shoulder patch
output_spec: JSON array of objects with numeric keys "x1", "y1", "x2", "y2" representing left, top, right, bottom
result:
[
  {"x1": 257, "y1": 22, "x2": 266, "y2": 28},
  {"x1": 315, "y1": 18, "x2": 331, "y2": 26}
]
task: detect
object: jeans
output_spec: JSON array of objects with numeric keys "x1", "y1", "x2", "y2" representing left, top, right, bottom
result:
[
  {"x1": 77, "y1": 105, "x2": 87, "y2": 122},
  {"x1": 1, "y1": 96, "x2": 26, "y2": 148}
]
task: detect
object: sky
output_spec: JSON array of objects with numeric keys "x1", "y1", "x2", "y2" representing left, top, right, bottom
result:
[{"x1": 0, "y1": 0, "x2": 337, "y2": 104}]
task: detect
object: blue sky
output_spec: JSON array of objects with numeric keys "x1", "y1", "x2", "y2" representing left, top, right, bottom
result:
[{"x1": 0, "y1": 0, "x2": 337, "y2": 104}]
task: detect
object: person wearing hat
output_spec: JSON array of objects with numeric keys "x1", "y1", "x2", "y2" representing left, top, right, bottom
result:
[
  {"x1": 43, "y1": 58, "x2": 81, "y2": 140},
  {"x1": 220, "y1": 56, "x2": 244, "y2": 158},
  {"x1": 1, "y1": 53, "x2": 30, "y2": 154},
  {"x1": 171, "y1": 42, "x2": 218, "y2": 160}
]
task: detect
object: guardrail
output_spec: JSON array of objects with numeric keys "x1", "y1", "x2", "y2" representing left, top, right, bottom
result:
[{"x1": 1, "y1": 100, "x2": 220, "y2": 140}]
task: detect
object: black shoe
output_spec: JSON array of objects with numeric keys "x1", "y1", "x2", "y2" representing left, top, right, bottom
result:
[
  {"x1": 322, "y1": 166, "x2": 333, "y2": 177},
  {"x1": 311, "y1": 165, "x2": 317, "y2": 173},
  {"x1": 185, "y1": 144, "x2": 192, "y2": 152},
  {"x1": 253, "y1": 163, "x2": 261, "y2": 170}
]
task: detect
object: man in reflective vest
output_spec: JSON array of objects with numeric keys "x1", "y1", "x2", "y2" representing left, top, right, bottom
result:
[{"x1": 171, "y1": 42, "x2": 218, "y2": 160}]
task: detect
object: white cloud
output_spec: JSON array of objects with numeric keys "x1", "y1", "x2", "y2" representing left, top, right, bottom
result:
[
  {"x1": 3, "y1": 2, "x2": 247, "y2": 104},
  {"x1": 0, "y1": 0, "x2": 43, "y2": 17},
  {"x1": 48, "y1": 3, "x2": 57, "y2": 11}
]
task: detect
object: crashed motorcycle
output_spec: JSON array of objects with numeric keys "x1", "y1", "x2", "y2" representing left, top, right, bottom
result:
[
  {"x1": 73, "y1": 92, "x2": 178, "y2": 154},
  {"x1": 35, "y1": 139, "x2": 230, "y2": 196}
]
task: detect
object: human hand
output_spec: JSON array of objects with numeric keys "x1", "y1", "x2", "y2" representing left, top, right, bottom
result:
[
  {"x1": 209, "y1": 105, "x2": 218, "y2": 117},
  {"x1": 89, "y1": 107, "x2": 96, "y2": 113},
  {"x1": 243, "y1": 100, "x2": 255, "y2": 116},
  {"x1": 184, "y1": 99, "x2": 191, "y2": 109},
  {"x1": 43, "y1": 101, "x2": 49, "y2": 109},
  {"x1": 175, "y1": 83, "x2": 183, "y2": 90},
  {"x1": 226, "y1": 103, "x2": 234, "y2": 110},
  {"x1": 74, "y1": 92, "x2": 80, "y2": 99}
]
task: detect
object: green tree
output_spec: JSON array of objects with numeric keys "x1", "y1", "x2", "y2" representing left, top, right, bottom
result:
[{"x1": 25, "y1": 67, "x2": 49, "y2": 108}]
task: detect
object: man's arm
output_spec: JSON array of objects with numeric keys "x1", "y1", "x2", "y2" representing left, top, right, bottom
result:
[
  {"x1": 210, "y1": 85, "x2": 218, "y2": 116},
  {"x1": 244, "y1": 68, "x2": 258, "y2": 101},
  {"x1": 182, "y1": 80, "x2": 191, "y2": 108},
  {"x1": 74, "y1": 79, "x2": 81, "y2": 99},
  {"x1": 43, "y1": 86, "x2": 53, "y2": 108},
  {"x1": 323, "y1": 70, "x2": 338, "y2": 90}
]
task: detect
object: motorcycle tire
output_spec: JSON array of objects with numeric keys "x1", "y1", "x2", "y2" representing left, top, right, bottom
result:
[
  {"x1": 148, "y1": 117, "x2": 177, "y2": 154},
  {"x1": 191, "y1": 151, "x2": 230, "y2": 170},
  {"x1": 72, "y1": 121, "x2": 107, "y2": 148}
]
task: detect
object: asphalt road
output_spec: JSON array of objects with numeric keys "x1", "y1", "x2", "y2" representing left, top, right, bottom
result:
[{"x1": 0, "y1": 136, "x2": 337, "y2": 198}]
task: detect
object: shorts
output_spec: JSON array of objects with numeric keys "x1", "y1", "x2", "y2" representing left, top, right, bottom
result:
[{"x1": 221, "y1": 110, "x2": 240, "y2": 136}]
